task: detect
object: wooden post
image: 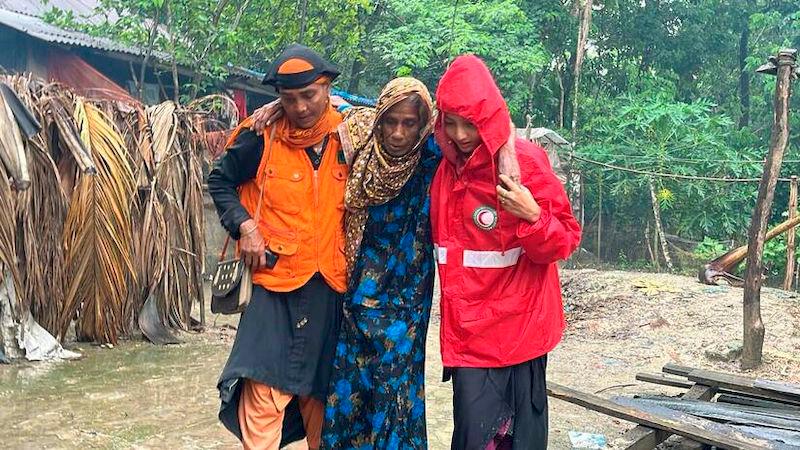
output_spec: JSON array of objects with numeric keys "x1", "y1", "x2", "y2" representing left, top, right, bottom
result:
[
  {"x1": 742, "y1": 49, "x2": 796, "y2": 370},
  {"x1": 567, "y1": 150, "x2": 583, "y2": 230},
  {"x1": 784, "y1": 175, "x2": 798, "y2": 290},
  {"x1": 596, "y1": 177, "x2": 602, "y2": 260}
]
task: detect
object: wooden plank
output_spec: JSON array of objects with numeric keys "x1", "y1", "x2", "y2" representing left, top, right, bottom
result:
[
  {"x1": 732, "y1": 425, "x2": 800, "y2": 447},
  {"x1": 718, "y1": 394, "x2": 800, "y2": 412},
  {"x1": 623, "y1": 397, "x2": 800, "y2": 431},
  {"x1": 662, "y1": 363, "x2": 695, "y2": 377},
  {"x1": 617, "y1": 384, "x2": 716, "y2": 450},
  {"x1": 614, "y1": 397, "x2": 785, "y2": 449},
  {"x1": 547, "y1": 382, "x2": 775, "y2": 450},
  {"x1": 636, "y1": 372, "x2": 695, "y2": 390},
  {"x1": 615, "y1": 427, "x2": 670, "y2": 450},
  {"x1": 754, "y1": 379, "x2": 800, "y2": 398},
  {"x1": 637, "y1": 372, "x2": 794, "y2": 404},
  {"x1": 687, "y1": 369, "x2": 800, "y2": 406}
]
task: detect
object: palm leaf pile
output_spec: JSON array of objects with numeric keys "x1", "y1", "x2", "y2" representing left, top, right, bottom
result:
[{"x1": 0, "y1": 73, "x2": 211, "y2": 346}]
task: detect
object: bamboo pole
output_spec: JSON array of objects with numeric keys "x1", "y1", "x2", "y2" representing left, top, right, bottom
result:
[
  {"x1": 742, "y1": 49, "x2": 796, "y2": 370},
  {"x1": 783, "y1": 176, "x2": 798, "y2": 290}
]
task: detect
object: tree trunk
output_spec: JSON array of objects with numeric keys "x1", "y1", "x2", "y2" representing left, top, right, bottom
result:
[
  {"x1": 346, "y1": 2, "x2": 385, "y2": 93},
  {"x1": 139, "y1": 6, "x2": 163, "y2": 101},
  {"x1": 165, "y1": 0, "x2": 180, "y2": 103},
  {"x1": 557, "y1": 62, "x2": 566, "y2": 129},
  {"x1": 645, "y1": 221, "x2": 656, "y2": 266},
  {"x1": 700, "y1": 214, "x2": 800, "y2": 286},
  {"x1": 571, "y1": 0, "x2": 593, "y2": 133},
  {"x1": 128, "y1": 61, "x2": 141, "y2": 98},
  {"x1": 649, "y1": 179, "x2": 673, "y2": 271},
  {"x1": 188, "y1": 0, "x2": 250, "y2": 101},
  {"x1": 347, "y1": 59, "x2": 364, "y2": 93},
  {"x1": 742, "y1": 49, "x2": 796, "y2": 370},
  {"x1": 297, "y1": 0, "x2": 309, "y2": 44},
  {"x1": 738, "y1": 24, "x2": 751, "y2": 129}
]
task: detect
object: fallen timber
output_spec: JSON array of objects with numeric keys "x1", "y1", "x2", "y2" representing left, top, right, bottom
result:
[{"x1": 548, "y1": 364, "x2": 800, "y2": 449}]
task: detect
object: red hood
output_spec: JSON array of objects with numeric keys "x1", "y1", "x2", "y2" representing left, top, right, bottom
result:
[{"x1": 434, "y1": 55, "x2": 511, "y2": 166}]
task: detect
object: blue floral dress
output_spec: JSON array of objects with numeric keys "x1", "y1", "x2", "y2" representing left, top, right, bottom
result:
[{"x1": 322, "y1": 137, "x2": 439, "y2": 449}]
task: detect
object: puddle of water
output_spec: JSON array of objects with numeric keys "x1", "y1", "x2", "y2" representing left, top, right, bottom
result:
[{"x1": 0, "y1": 334, "x2": 239, "y2": 449}]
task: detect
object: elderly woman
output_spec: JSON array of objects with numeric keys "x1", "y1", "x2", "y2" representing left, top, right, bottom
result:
[
  {"x1": 322, "y1": 77, "x2": 437, "y2": 448},
  {"x1": 431, "y1": 55, "x2": 581, "y2": 449}
]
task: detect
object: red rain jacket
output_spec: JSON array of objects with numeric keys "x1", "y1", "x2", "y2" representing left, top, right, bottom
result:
[{"x1": 431, "y1": 55, "x2": 582, "y2": 368}]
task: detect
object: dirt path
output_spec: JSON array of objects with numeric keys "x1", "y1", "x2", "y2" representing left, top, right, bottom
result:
[{"x1": 1, "y1": 270, "x2": 798, "y2": 449}]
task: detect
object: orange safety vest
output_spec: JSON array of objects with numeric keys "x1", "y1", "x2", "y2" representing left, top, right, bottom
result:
[{"x1": 235, "y1": 120, "x2": 348, "y2": 294}]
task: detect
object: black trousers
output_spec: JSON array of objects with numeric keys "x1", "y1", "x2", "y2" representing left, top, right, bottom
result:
[
  {"x1": 447, "y1": 355, "x2": 549, "y2": 450},
  {"x1": 217, "y1": 274, "x2": 343, "y2": 446}
]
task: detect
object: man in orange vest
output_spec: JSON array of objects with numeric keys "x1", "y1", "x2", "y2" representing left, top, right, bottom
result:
[{"x1": 209, "y1": 43, "x2": 348, "y2": 450}]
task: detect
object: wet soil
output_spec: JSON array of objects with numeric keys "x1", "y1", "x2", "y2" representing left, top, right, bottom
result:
[{"x1": 1, "y1": 270, "x2": 798, "y2": 449}]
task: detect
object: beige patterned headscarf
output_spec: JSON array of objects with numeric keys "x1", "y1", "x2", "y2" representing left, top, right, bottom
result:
[{"x1": 339, "y1": 77, "x2": 434, "y2": 276}]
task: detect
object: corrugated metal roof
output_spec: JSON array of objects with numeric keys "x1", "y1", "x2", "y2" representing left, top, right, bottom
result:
[
  {"x1": 1, "y1": 6, "x2": 176, "y2": 62},
  {"x1": 0, "y1": 7, "x2": 146, "y2": 56},
  {"x1": 0, "y1": 0, "x2": 101, "y2": 19},
  {"x1": 226, "y1": 63, "x2": 264, "y2": 81},
  {"x1": 517, "y1": 127, "x2": 571, "y2": 146}
]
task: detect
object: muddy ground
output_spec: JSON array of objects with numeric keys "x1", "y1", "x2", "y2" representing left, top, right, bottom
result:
[{"x1": 1, "y1": 269, "x2": 798, "y2": 449}]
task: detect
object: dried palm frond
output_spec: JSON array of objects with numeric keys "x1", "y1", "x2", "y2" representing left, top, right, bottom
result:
[
  {"x1": 135, "y1": 177, "x2": 167, "y2": 302},
  {"x1": 59, "y1": 100, "x2": 136, "y2": 344},
  {"x1": 0, "y1": 75, "x2": 70, "y2": 334},
  {"x1": 132, "y1": 106, "x2": 154, "y2": 189},
  {"x1": 0, "y1": 84, "x2": 30, "y2": 190},
  {"x1": 138, "y1": 101, "x2": 205, "y2": 331},
  {"x1": 180, "y1": 113, "x2": 206, "y2": 324},
  {"x1": 17, "y1": 147, "x2": 69, "y2": 334},
  {"x1": 46, "y1": 93, "x2": 96, "y2": 175},
  {"x1": 149, "y1": 101, "x2": 177, "y2": 165},
  {"x1": 126, "y1": 105, "x2": 169, "y2": 338},
  {"x1": 0, "y1": 161, "x2": 21, "y2": 318},
  {"x1": 153, "y1": 114, "x2": 191, "y2": 328},
  {"x1": 93, "y1": 101, "x2": 148, "y2": 335}
]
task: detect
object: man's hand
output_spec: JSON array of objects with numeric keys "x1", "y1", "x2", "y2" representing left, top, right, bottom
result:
[
  {"x1": 496, "y1": 174, "x2": 541, "y2": 223},
  {"x1": 497, "y1": 120, "x2": 521, "y2": 184},
  {"x1": 249, "y1": 100, "x2": 283, "y2": 135},
  {"x1": 239, "y1": 219, "x2": 266, "y2": 270},
  {"x1": 330, "y1": 95, "x2": 350, "y2": 110}
]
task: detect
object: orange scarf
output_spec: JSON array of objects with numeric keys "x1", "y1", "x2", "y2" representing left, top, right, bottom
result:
[{"x1": 275, "y1": 105, "x2": 342, "y2": 148}]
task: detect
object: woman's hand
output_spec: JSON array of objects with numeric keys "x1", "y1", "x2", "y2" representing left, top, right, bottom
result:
[
  {"x1": 496, "y1": 174, "x2": 541, "y2": 223},
  {"x1": 249, "y1": 99, "x2": 283, "y2": 134},
  {"x1": 239, "y1": 219, "x2": 266, "y2": 270}
]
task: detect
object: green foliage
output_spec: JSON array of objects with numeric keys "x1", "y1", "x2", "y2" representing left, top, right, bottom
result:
[
  {"x1": 364, "y1": 0, "x2": 549, "y2": 121},
  {"x1": 43, "y1": 0, "x2": 800, "y2": 270},
  {"x1": 762, "y1": 235, "x2": 788, "y2": 278},
  {"x1": 579, "y1": 89, "x2": 765, "y2": 240},
  {"x1": 44, "y1": 0, "x2": 369, "y2": 100},
  {"x1": 693, "y1": 237, "x2": 727, "y2": 261}
]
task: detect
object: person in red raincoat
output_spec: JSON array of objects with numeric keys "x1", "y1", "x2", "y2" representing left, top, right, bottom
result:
[{"x1": 430, "y1": 55, "x2": 582, "y2": 449}]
